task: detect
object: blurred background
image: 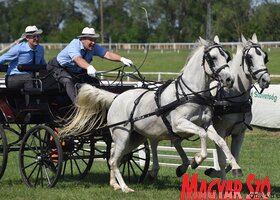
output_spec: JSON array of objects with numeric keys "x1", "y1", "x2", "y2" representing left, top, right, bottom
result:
[{"x1": 0, "y1": 0, "x2": 279, "y2": 43}]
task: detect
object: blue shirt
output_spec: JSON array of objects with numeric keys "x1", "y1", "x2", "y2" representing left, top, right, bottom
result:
[
  {"x1": 57, "y1": 39, "x2": 107, "y2": 73},
  {"x1": 0, "y1": 42, "x2": 46, "y2": 75}
]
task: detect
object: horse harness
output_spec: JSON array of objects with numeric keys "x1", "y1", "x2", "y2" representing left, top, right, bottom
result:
[
  {"x1": 126, "y1": 44, "x2": 230, "y2": 136},
  {"x1": 75, "y1": 44, "x2": 232, "y2": 137},
  {"x1": 241, "y1": 44, "x2": 269, "y2": 83}
]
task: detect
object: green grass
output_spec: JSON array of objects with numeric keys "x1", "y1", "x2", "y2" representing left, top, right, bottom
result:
[
  {"x1": 43, "y1": 48, "x2": 280, "y2": 83},
  {"x1": 0, "y1": 127, "x2": 279, "y2": 200},
  {"x1": 1, "y1": 47, "x2": 280, "y2": 199},
  {"x1": 2, "y1": 48, "x2": 280, "y2": 82}
]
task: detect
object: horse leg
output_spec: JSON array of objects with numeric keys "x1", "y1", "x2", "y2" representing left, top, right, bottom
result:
[
  {"x1": 206, "y1": 125, "x2": 243, "y2": 177},
  {"x1": 172, "y1": 137, "x2": 190, "y2": 177},
  {"x1": 148, "y1": 139, "x2": 160, "y2": 180},
  {"x1": 230, "y1": 131, "x2": 245, "y2": 169},
  {"x1": 204, "y1": 129, "x2": 227, "y2": 179},
  {"x1": 109, "y1": 127, "x2": 134, "y2": 193},
  {"x1": 109, "y1": 142, "x2": 121, "y2": 191},
  {"x1": 172, "y1": 119, "x2": 208, "y2": 168}
]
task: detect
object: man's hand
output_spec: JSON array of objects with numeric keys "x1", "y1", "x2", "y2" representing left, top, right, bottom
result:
[
  {"x1": 87, "y1": 65, "x2": 96, "y2": 77},
  {"x1": 120, "y1": 57, "x2": 133, "y2": 67}
]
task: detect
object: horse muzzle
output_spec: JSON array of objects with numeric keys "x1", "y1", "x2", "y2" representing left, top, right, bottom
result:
[{"x1": 259, "y1": 73, "x2": 271, "y2": 89}]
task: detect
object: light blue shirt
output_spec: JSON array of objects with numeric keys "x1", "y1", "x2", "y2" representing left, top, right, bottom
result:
[
  {"x1": 0, "y1": 42, "x2": 46, "y2": 75},
  {"x1": 57, "y1": 39, "x2": 107, "y2": 73}
]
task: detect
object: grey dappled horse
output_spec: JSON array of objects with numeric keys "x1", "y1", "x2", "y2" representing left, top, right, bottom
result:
[{"x1": 204, "y1": 34, "x2": 270, "y2": 180}]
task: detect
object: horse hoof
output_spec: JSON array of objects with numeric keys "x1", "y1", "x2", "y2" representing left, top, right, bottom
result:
[
  {"x1": 111, "y1": 184, "x2": 121, "y2": 191},
  {"x1": 176, "y1": 166, "x2": 184, "y2": 177},
  {"x1": 204, "y1": 168, "x2": 215, "y2": 177},
  {"x1": 225, "y1": 165, "x2": 232, "y2": 173},
  {"x1": 191, "y1": 159, "x2": 199, "y2": 169},
  {"x1": 232, "y1": 169, "x2": 243, "y2": 177},
  {"x1": 123, "y1": 187, "x2": 135, "y2": 193},
  {"x1": 204, "y1": 168, "x2": 221, "y2": 178}
]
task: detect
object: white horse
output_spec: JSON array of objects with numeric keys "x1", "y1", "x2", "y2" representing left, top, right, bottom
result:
[
  {"x1": 62, "y1": 36, "x2": 242, "y2": 193},
  {"x1": 204, "y1": 33, "x2": 270, "y2": 180}
]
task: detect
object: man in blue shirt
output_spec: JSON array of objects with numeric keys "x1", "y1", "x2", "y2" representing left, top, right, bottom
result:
[
  {"x1": 47, "y1": 27, "x2": 134, "y2": 103},
  {"x1": 0, "y1": 25, "x2": 46, "y2": 89}
]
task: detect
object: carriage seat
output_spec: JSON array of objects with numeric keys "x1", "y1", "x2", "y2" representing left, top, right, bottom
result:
[{"x1": 18, "y1": 64, "x2": 58, "y2": 95}]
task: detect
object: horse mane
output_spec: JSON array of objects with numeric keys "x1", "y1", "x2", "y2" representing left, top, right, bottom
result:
[{"x1": 180, "y1": 43, "x2": 205, "y2": 73}]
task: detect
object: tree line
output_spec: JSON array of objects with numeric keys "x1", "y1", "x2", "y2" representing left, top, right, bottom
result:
[{"x1": 0, "y1": 0, "x2": 279, "y2": 43}]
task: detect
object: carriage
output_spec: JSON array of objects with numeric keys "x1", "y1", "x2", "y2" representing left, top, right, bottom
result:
[
  {"x1": 0, "y1": 35, "x2": 270, "y2": 192},
  {"x1": 0, "y1": 64, "x2": 151, "y2": 187}
]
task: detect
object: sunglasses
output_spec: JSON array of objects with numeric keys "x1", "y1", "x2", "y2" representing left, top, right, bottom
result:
[
  {"x1": 32, "y1": 35, "x2": 40, "y2": 39},
  {"x1": 27, "y1": 35, "x2": 40, "y2": 39}
]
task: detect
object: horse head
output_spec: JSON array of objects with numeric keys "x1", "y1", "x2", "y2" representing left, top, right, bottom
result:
[
  {"x1": 241, "y1": 33, "x2": 270, "y2": 89},
  {"x1": 199, "y1": 36, "x2": 234, "y2": 88}
]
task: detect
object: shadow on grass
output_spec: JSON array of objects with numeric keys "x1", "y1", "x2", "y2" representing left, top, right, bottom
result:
[{"x1": 57, "y1": 171, "x2": 280, "y2": 197}]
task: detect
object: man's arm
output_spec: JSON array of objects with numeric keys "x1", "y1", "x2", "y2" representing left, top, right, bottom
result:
[
  {"x1": 103, "y1": 51, "x2": 122, "y2": 62},
  {"x1": 104, "y1": 51, "x2": 133, "y2": 66},
  {"x1": 73, "y1": 56, "x2": 91, "y2": 69}
]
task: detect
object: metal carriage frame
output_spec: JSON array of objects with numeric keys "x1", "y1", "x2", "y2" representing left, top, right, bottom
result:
[{"x1": 0, "y1": 64, "x2": 150, "y2": 188}]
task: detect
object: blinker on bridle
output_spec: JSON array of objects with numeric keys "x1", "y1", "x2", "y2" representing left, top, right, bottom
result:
[
  {"x1": 202, "y1": 44, "x2": 231, "y2": 80},
  {"x1": 241, "y1": 44, "x2": 269, "y2": 82}
]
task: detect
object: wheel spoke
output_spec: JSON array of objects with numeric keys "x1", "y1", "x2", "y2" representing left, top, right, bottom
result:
[
  {"x1": 128, "y1": 160, "x2": 138, "y2": 181},
  {"x1": 73, "y1": 158, "x2": 82, "y2": 175},
  {"x1": 19, "y1": 125, "x2": 63, "y2": 188},
  {"x1": 132, "y1": 155, "x2": 146, "y2": 161},
  {"x1": 61, "y1": 139, "x2": 94, "y2": 179},
  {"x1": 27, "y1": 163, "x2": 39, "y2": 181},
  {"x1": 23, "y1": 161, "x2": 37, "y2": 170},
  {"x1": 22, "y1": 154, "x2": 36, "y2": 159},
  {"x1": 43, "y1": 165, "x2": 51, "y2": 185},
  {"x1": 62, "y1": 159, "x2": 68, "y2": 177}
]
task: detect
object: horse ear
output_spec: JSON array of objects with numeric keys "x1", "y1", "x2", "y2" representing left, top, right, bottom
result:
[
  {"x1": 251, "y1": 33, "x2": 258, "y2": 43},
  {"x1": 213, "y1": 35, "x2": 220, "y2": 44},
  {"x1": 199, "y1": 36, "x2": 208, "y2": 46},
  {"x1": 241, "y1": 34, "x2": 247, "y2": 44}
]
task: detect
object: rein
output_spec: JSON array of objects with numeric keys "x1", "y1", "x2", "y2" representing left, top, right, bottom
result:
[{"x1": 63, "y1": 44, "x2": 231, "y2": 138}]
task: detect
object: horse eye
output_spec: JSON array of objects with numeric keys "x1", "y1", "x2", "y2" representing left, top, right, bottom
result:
[
  {"x1": 255, "y1": 48, "x2": 261, "y2": 56},
  {"x1": 212, "y1": 56, "x2": 217, "y2": 60}
]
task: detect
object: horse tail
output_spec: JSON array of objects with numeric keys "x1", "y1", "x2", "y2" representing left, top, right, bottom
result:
[{"x1": 60, "y1": 84, "x2": 117, "y2": 136}]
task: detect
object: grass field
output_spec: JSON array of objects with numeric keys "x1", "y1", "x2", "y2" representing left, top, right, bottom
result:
[
  {"x1": 43, "y1": 47, "x2": 280, "y2": 73},
  {"x1": 42, "y1": 47, "x2": 280, "y2": 83},
  {"x1": 0, "y1": 127, "x2": 280, "y2": 200},
  {"x1": 1, "y1": 47, "x2": 280, "y2": 199},
  {"x1": 1, "y1": 47, "x2": 280, "y2": 82}
]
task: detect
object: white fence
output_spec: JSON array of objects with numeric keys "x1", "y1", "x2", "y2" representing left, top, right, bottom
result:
[
  {"x1": 99, "y1": 72, "x2": 280, "y2": 82},
  {"x1": 1, "y1": 72, "x2": 280, "y2": 86},
  {"x1": 95, "y1": 141, "x2": 221, "y2": 170},
  {"x1": 1, "y1": 41, "x2": 280, "y2": 52}
]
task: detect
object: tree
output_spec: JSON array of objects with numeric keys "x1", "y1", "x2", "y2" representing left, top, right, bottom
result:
[
  {"x1": 6, "y1": 0, "x2": 69, "y2": 42},
  {"x1": 248, "y1": 2, "x2": 280, "y2": 40},
  {"x1": 212, "y1": 0, "x2": 251, "y2": 41},
  {"x1": 148, "y1": 0, "x2": 207, "y2": 42}
]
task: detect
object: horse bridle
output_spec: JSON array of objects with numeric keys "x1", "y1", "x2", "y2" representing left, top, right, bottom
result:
[
  {"x1": 175, "y1": 44, "x2": 231, "y2": 104},
  {"x1": 202, "y1": 44, "x2": 231, "y2": 80},
  {"x1": 241, "y1": 44, "x2": 269, "y2": 82}
]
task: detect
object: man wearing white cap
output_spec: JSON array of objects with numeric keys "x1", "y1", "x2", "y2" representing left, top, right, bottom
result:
[
  {"x1": 0, "y1": 25, "x2": 46, "y2": 89},
  {"x1": 47, "y1": 27, "x2": 134, "y2": 103}
]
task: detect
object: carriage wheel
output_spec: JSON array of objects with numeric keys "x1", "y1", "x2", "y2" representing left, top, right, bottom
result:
[
  {"x1": 119, "y1": 140, "x2": 150, "y2": 183},
  {"x1": 60, "y1": 137, "x2": 94, "y2": 179},
  {"x1": 19, "y1": 125, "x2": 63, "y2": 187},
  {"x1": 0, "y1": 125, "x2": 8, "y2": 179}
]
